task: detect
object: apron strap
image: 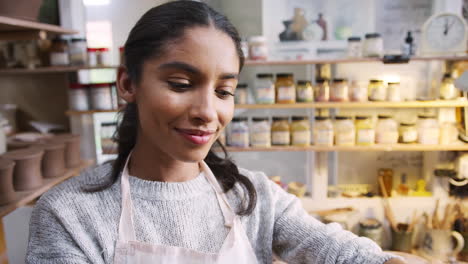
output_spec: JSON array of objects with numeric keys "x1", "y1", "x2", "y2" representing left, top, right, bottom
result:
[{"x1": 118, "y1": 153, "x2": 137, "y2": 242}]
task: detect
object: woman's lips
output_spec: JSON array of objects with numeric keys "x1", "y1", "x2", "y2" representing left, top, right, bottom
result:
[{"x1": 175, "y1": 128, "x2": 215, "y2": 145}]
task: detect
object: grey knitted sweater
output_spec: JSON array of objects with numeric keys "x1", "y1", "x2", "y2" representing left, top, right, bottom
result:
[{"x1": 26, "y1": 163, "x2": 397, "y2": 263}]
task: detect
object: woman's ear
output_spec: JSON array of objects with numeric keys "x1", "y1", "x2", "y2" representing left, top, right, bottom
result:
[{"x1": 117, "y1": 66, "x2": 136, "y2": 103}]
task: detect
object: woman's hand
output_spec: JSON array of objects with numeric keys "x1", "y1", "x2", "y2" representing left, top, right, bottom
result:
[{"x1": 384, "y1": 258, "x2": 407, "y2": 264}]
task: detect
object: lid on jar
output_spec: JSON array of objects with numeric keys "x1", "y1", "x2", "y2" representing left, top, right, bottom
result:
[
  {"x1": 316, "y1": 78, "x2": 329, "y2": 83},
  {"x1": 400, "y1": 122, "x2": 415, "y2": 126},
  {"x1": 387, "y1": 82, "x2": 400, "y2": 85},
  {"x1": 52, "y1": 38, "x2": 68, "y2": 43},
  {"x1": 0, "y1": 158, "x2": 15, "y2": 170},
  {"x1": 272, "y1": 116, "x2": 289, "y2": 121},
  {"x1": 71, "y1": 38, "x2": 86, "y2": 42},
  {"x1": 359, "y1": 218, "x2": 381, "y2": 228},
  {"x1": 87, "y1": 47, "x2": 99, "y2": 52},
  {"x1": 69, "y1": 83, "x2": 88, "y2": 89},
  {"x1": 370, "y1": 79, "x2": 383, "y2": 83},
  {"x1": 365, "y1": 33, "x2": 381, "y2": 39},
  {"x1": 252, "y1": 117, "x2": 269, "y2": 122},
  {"x1": 232, "y1": 117, "x2": 248, "y2": 122},
  {"x1": 236, "y1": 83, "x2": 248, "y2": 89},
  {"x1": 97, "y1": 47, "x2": 110, "y2": 52},
  {"x1": 119, "y1": 46, "x2": 125, "y2": 51},
  {"x1": 378, "y1": 115, "x2": 392, "y2": 119},
  {"x1": 3, "y1": 148, "x2": 44, "y2": 160},
  {"x1": 443, "y1": 73, "x2": 453, "y2": 79},
  {"x1": 297, "y1": 80, "x2": 311, "y2": 85},
  {"x1": 355, "y1": 116, "x2": 370, "y2": 120},
  {"x1": 315, "y1": 116, "x2": 329, "y2": 121},
  {"x1": 292, "y1": 116, "x2": 308, "y2": 121},
  {"x1": 333, "y1": 78, "x2": 346, "y2": 83},
  {"x1": 348, "y1": 36, "x2": 361, "y2": 42},
  {"x1": 248, "y1": 36, "x2": 266, "y2": 43},
  {"x1": 276, "y1": 73, "x2": 293, "y2": 78},
  {"x1": 418, "y1": 114, "x2": 436, "y2": 119},
  {"x1": 335, "y1": 116, "x2": 352, "y2": 120},
  {"x1": 256, "y1": 73, "x2": 274, "y2": 78},
  {"x1": 89, "y1": 83, "x2": 112, "y2": 88}
]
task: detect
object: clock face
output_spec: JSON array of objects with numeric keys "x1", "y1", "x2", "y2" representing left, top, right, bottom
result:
[{"x1": 425, "y1": 14, "x2": 466, "y2": 52}]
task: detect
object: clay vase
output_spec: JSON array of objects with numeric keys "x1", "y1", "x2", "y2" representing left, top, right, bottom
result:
[
  {"x1": 33, "y1": 139, "x2": 66, "y2": 178},
  {"x1": 55, "y1": 134, "x2": 81, "y2": 168},
  {"x1": 0, "y1": 158, "x2": 16, "y2": 205},
  {"x1": 3, "y1": 148, "x2": 44, "y2": 191}
]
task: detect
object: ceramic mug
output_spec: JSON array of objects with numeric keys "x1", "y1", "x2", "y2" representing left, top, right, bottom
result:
[
  {"x1": 391, "y1": 230, "x2": 413, "y2": 253},
  {"x1": 418, "y1": 229, "x2": 464, "y2": 262},
  {"x1": 460, "y1": 232, "x2": 468, "y2": 261}
]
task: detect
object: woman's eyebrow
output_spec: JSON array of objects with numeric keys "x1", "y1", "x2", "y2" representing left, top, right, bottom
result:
[
  {"x1": 158, "y1": 61, "x2": 201, "y2": 74},
  {"x1": 219, "y1": 73, "x2": 239, "y2": 80}
]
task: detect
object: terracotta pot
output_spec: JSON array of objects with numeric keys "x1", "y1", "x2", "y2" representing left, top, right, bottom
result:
[
  {"x1": 33, "y1": 139, "x2": 66, "y2": 178},
  {"x1": 0, "y1": 158, "x2": 16, "y2": 205},
  {"x1": 55, "y1": 134, "x2": 81, "y2": 168},
  {"x1": 3, "y1": 148, "x2": 44, "y2": 191}
]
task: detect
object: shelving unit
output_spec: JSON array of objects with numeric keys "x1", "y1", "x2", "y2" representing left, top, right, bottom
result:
[
  {"x1": 0, "y1": 15, "x2": 77, "y2": 40},
  {"x1": 0, "y1": 66, "x2": 118, "y2": 75}
]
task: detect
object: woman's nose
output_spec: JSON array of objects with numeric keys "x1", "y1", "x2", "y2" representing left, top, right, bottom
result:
[{"x1": 189, "y1": 88, "x2": 217, "y2": 123}]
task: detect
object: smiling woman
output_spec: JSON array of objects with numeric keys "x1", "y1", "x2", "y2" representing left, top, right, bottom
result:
[{"x1": 26, "y1": 1, "x2": 404, "y2": 264}]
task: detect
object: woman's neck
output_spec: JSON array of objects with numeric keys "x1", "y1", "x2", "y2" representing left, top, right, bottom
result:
[{"x1": 128, "y1": 138, "x2": 201, "y2": 182}]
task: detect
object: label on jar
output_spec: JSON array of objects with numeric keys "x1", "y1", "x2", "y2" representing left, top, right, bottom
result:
[
  {"x1": 277, "y1": 86, "x2": 295, "y2": 102},
  {"x1": 376, "y1": 132, "x2": 398, "y2": 144},
  {"x1": 297, "y1": 88, "x2": 313, "y2": 102},
  {"x1": 357, "y1": 129, "x2": 375, "y2": 144},
  {"x1": 292, "y1": 131, "x2": 311, "y2": 145},
  {"x1": 50, "y1": 52, "x2": 69, "y2": 66},
  {"x1": 419, "y1": 129, "x2": 439, "y2": 145},
  {"x1": 230, "y1": 132, "x2": 249, "y2": 147},
  {"x1": 314, "y1": 130, "x2": 334, "y2": 146},
  {"x1": 402, "y1": 130, "x2": 417, "y2": 143},
  {"x1": 369, "y1": 87, "x2": 386, "y2": 101},
  {"x1": 256, "y1": 87, "x2": 275, "y2": 104},
  {"x1": 336, "y1": 131, "x2": 355, "y2": 145},
  {"x1": 250, "y1": 46, "x2": 267, "y2": 60},
  {"x1": 251, "y1": 132, "x2": 271, "y2": 147},
  {"x1": 272, "y1": 131, "x2": 290, "y2": 145}
]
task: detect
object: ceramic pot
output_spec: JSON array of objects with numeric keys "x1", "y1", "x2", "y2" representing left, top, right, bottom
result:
[
  {"x1": 3, "y1": 148, "x2": 44, "y2": 191},
  {"x1": 33, "y1": 139, "x2": 66, "y2": 178},
  {"x1": 418, "y1": 228, "x2": 465, "y2": 262},
  {"x1": 55, "y1": 134, "x2": 81, "y2": 168},
  {"x1": 391, "y1": 229, "x2": 413, "y2": 253},
  {"x1": 0, "y1": 158, "x2": 16, "y2": 205}
]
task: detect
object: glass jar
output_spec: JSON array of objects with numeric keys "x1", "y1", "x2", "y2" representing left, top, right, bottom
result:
[
  {"x1": 255, "y1": 73, "x2": 275, "y2": 104},
  {"x1": 347, "y1": 37, "x2": 362, "y2": 58},
  {"x1": 440, "y1": 122, "x2": 458, "y2": 145},
  {"x1": 235, "y1": 84, "x2": 248, "y2": 104},
  {"x1": 331, "y1": 78, "x2": 349, "y2": 102},
  {"x1": 355, "y1": 116, "x2": 375, "y2": 146},
  {"x1": 229, "y1": 117, "x2": 249, "y2": 147},
  {"x1": 69, "y1": 38, "x2": 87, "y2": 66},
  {"x1": 250, "y1": 117, "x2": 271, "y2": 147},
  {"x1": 68, "y1": 83, "x2": 89, "y2": 111},
  {"x1": 97, "y1": 48, "x2": 111, "y2": 66},
  {"x1": 376, "y1": 115, "x2": 398, "y2": 144},
  {"x1": 359, "y1": 218, "x2": 383, "y2": 247},
  {"x1": 314, "y1": 116, "x2": 334, "y2": 146},
  {"x1": 296, "y1": 80, "x2": 313, "y2": 103},
  {"x1": 89, "y1": 83, "x2": 113, "y2": 110},
  {"x1": 363, "y1": 33, "x2": 383, "y2": 57},
  {"x1": 315, "y1": 78, "x2": 330, "y2": 102},
  {"x1": 87, "y1": 48, "x2": 98, "y2": 66},
  {"x1": 387, "y1": 82, "x2": 401, "y2": 102},
  {"x1": 399, "y1": 123, "x2": 417, "y2": 143},
  {"x1": 275, "y1": 73, "x2": 295, "y2": 104},
  {"x1": 368, "y1": 79, "x2": 386, "y2": 101},
  {"x1": 271, "y1": 117, "x2": 290, "y2": 146},
  {"x1": 291, "y1": 116, "x2": 311, "y2": 146},
  {"x1": 417, "y1": 115, "x2": 440, "y2": 145},
  {"x1": 335, "y1": 116, "x2": 355, "y2": 146},
  {"x1": 350, "y1": 81, "x2": 367, "y2": 102},
  {"x1": 50, "y1": 38, "x2": 69, "y2": 66},
  {"x1": 440, "y1": 73, "x2": 459, "y2": 100},
  {"x1": 248, "y1": 36, "x2": 268, "y2": 60}
]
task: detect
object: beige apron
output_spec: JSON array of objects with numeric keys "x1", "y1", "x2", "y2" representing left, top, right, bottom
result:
[{"x1": 113, "y1": 155, "x2": 259, "y2": 264}]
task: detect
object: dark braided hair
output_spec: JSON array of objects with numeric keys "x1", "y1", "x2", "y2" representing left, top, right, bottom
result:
[{"x1": 85, "y1": 1, "x2": 257, "y2": 215}]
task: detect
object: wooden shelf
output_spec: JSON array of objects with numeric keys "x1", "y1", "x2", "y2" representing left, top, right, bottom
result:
[
  {"x1": 224, "y1": 142, "x2": 468, "y2": 152},
  {"x1": 0, "y1": 15, "x2": 77, "y2": 36},
  {"x1": 0, "y1": 66, "x2": 118, "y2": 75},
  {"x1": 244, "y1": 55, "x2": 468, "y2": 66},
  {"x1": 0, "y1": 160, "x2": 93, "y2": 218}
]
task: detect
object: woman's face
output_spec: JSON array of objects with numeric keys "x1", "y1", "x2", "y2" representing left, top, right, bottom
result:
[{"x1": 133, "y1": 26, "x2": 239, "y2": 162}]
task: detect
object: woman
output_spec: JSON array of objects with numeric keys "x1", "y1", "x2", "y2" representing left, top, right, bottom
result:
[{"x1": 27, "y1": 1, "x2": 405, "y2": 263}]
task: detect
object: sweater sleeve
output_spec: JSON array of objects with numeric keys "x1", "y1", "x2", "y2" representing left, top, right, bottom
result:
[
  {"x1": 268, "y1": 179, "x2": 399, "y2": 264},
  {"x1": 26, "y1": 197, "x2": 92, "y2": 264}
]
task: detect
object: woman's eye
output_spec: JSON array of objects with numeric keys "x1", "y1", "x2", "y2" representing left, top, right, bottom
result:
[
  {"x1": 216, "y1": 89, "x2": 234, "y2": 99},
  {"x1": 168, "y1": 81, "x2": 191, "y2": 90}
]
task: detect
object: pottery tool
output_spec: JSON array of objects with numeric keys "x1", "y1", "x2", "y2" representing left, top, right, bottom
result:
[
  {"x1": 408, "y1": 210, "x2": 419, "y2": 232},
  {"x1": 378, "y1": 175, "x2": 398, "y2": 231}
]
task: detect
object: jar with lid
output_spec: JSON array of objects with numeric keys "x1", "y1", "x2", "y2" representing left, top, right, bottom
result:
[
  {"x1": 255, "y1": 73, "x2": 275, "y2": 104},
  {"x1": 347, "y1": 37, "x2": 362, "y2": 58},
  {"x1": 417, "y1": 115, "x2": 440, "y2": 145},
  {"x1": 241, "y1": 38, "x2": 249, "y2": 60},
  {"x1": 296, "y1": 80, "x2": 313, "y2": 103},
  {"x1": 399, "y1": 123, "x2": 417, "y2": 143},
  {"x1": 440, "y1": 73, "x2": 459, "y2": 100},
  {"x1": 440, "y1": 122, "x2": 458, "y2": 145},
  {"x1": 271, "y1": 117, "x2": 290, "y2": 146},
  {"x1": 376, "y1": 115, "x2": 398, "y2": 144},
  {"x1": 235, "y1": 84, "x2": 248, "y2": 104},
  {"x1": 119, "y1": 46, "x2": 125, "y2": 65},
  {"x1": 314, "y1": 116, "x2": 334, "y2": 146},
  {"x1": 355, "y1": 116, "x2": 375, "y2": 146},
  {"x1": 97, "y1": 48, "x2": 111, "y2": 66},
  {"x1": 291, "y1": 116, "x2": 311, "y2": 146},
  {"x1": 334, "y1": 116, "x2": 355, "y2": 146},
  {"x1": 359, "y1": 218, "x2": 383, "y2": 247},
  {"x1": 330, "y1": 78, "x2": 349, "y2": 102},
  {"x1": 50, "y1": 38, "x2": 69, "y2": 66},
  {"x1": 363, "y1": 33, "x2": 383, "y2": 57},
  {"x1": 250, "y1": 117, "x2": 271, "y2": 147},
  {"x1": 87, "y1": 48, "x2": 98, "y2": 66},
  {"x1": 275, "y1": 73, "x2": 296, "y2": 103},
  {"x1": 315, "y1": 78, "x2": 330, "y2": 102},
  {"x1": 69, "y1": 38, "x2": 87, "y2": 66},
  {"x1": 368, "y1": 79, "x2": 386, "y2": 101},
  {"x1": 89, "y1": 83, "x2": 113, "y2": 110},
  {"x1": 229, "y1": 117, "x2": 249, "y2": 147},
  {"x1": 387, "y1": 82, "x2": 401, "y2": 102},
  {"x1": 68, "y1": 83, "x2": 89, "y2": 111},
  {"x1": 248, "y1": 36, "x2": 268, "y2": 60},
  {"x1": 350, "y1": 81, "x2": 367, "y2": 102}
]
